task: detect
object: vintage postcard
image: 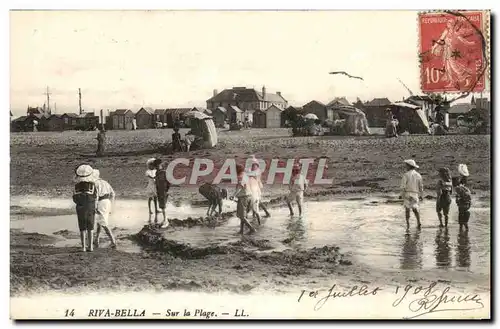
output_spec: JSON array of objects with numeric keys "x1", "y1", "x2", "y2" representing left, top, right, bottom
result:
[{"x1": 9, "y1": 9, "x2": 491, "y2": 320}]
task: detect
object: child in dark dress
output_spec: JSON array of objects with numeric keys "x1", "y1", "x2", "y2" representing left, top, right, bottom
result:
[
  {"x1": 153, "y1": 159, "x2": 171, "y2": 227},
  {"x1": 455, "y1": 164, "x2": 472, "y2": 231},
  {"x1": 72, "y1": 164, "x2": 98, "y2": 252},
  {"x1": 436, "y1": 167, "x2": 453, "y2": 227},
  {"x1": 455, "y1": 176, "x2": 472, "y2": 231}
]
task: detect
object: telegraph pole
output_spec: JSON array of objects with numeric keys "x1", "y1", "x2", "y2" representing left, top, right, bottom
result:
[
  {"x1": 78, "y1": 88, "x2": 83, "y2": 114},
  {"x1": 44, "y1": 86, "x2": 51, "y2": 114}
]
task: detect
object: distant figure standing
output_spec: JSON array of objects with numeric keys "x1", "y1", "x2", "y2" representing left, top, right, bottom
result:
[
  {"x1": 96, "y1": 126, "x2": 106, "y2": 157},
  {"x1": 72, "y1": 164, "x2": 98, "y2": 252},
  {"x1": 145, "y1": 158, "x2": 159, "y2": 215},
  {"x1": 93, "y1": 170, "x2": 117, "y2": 249},
  {"x1": 286, "y1": 164, "x2": 308, "y2": 217},
  {"x1": 153, "y1": 159, "x2": 171, "y2": 227},
  {"x1": 385, "y1": 115, "x2": 399, "y2": 138},
  {"x1": 400, "y1": 159, "x2": 424, "y2": 229},
  {"x1": 455, "y1": 164, "x2": 472, "y2": 231},
  {"x1": 132, "y1": 118, "x2": 137, "y2": 130},
  {"x1": 436, "y1": 167, "x2": 453, "y2": 227},
  {"x1": 185, "y1": 130, "x2": 195, "y2": 153}
]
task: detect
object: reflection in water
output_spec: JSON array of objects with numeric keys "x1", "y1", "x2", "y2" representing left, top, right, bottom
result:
[
  {"x1": 456, "y1": 230, "x2": 471, "y2": 268},
  {"x1": 434, "y1": 228, "x2": 451, "y2": 268},
  {"x1": 400, "y1": 230, "x2": 423, "y2": 270},
  {"x1": 285, "y1": 217, "x2": 307, "y2": 243}
]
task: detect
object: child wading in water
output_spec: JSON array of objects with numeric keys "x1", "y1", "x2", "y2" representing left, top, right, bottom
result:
[
  {"x1": 436, "y1": 167, "x2": 453, "y2": 227},
  {"x1": 400, "y1": 159, "x2": 424, "y2": 229},
  {"x1": 455, "y1": 164, "x2": 472, "y2": 231},
  {"x1": 72, "y1": 164, "x2": 98, "y2": 252},
  {"x1": 230, "y1": 164, "x2": 257, "y2": 234},
  {"x1": 287, "y1": 164, "x2": 308, "y2": 217},
  {"x1": 145, "y1": 158, "x2": 159, "y2": 216}
]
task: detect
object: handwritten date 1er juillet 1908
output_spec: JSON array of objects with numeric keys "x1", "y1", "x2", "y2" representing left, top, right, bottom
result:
[
  {"x1": 65, "y1": 308, "x2": 248, "y2": 319},
  {"x1": 298, "y1": 282, "x2": 485, "y2": 319}
]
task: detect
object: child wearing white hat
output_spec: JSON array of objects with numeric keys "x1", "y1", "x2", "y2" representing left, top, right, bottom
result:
[
  {"x1": 400, "y1": 159, "x2": 424, "y2": 229},
  {"x1": 455, "y1": 164, "x2": 472, "y2": 231},
  {"x1": 146, "y1": 158, "x2": 159, "y2": 217}
]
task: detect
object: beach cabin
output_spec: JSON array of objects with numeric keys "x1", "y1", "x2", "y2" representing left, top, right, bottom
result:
[
  {"x1": 111, "y1": 109, "x2": 135, "y2": 130},
  {"x1": 135, "y1": 107, "x2": 154, "y2": 129}
]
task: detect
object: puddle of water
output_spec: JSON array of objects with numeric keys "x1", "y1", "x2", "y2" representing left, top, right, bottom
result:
[{"x1": 10, "y1": 196, "x2": 490, "y2": 275}]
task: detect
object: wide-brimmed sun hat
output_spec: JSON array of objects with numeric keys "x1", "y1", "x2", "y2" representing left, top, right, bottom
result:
[
  {"x1": 147, "y1": 158, "x2": 156, "y2": 167},
  {"x1": 404, "y1": 159, "x2": 419, "y2": 169},
  {"x1": 73, "y1": 164, "x2": 99, "y2": 183},
  {"x1": 458, "y1": 164, "x2": 470, "y2": 177}
]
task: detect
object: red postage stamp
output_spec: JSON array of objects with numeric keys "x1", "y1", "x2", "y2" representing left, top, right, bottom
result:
[{"x1": 418, "y1": 11, "x2": 488, "y2": 93}]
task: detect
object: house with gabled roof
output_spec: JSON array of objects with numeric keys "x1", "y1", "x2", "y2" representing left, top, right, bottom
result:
[
  {"x1": 110, "y1": 109, "x2": 135, "y2": 130},
  {"x1": 327, "y1": 97, "x2": 351, "y2": 107},
  {"x1": 362, "y1": 97, "x2": 392, "y2": 127},
  {"x1": 135, "y1": 107, "x2": 154, "y2": 129},
  {"x1": 253, "y1": 104, "x2": 284, "y2": 128},
  {"x1": 210, "y1": 106, "x2": 227, "y2": 127},
  {"x1": 303, "y1": 100, "x2": 329, "y2": 122},
  {"x1": 206, "y1": 86, "x2": 288, "y2": 117},
  {"x1": 61, "y1": 113, "x2": 79, "y2": 130}
]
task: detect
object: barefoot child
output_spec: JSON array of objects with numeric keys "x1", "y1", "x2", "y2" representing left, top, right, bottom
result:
[
  {"x1": 229, "y1": 164, "x2": 256, "y2": 234},
  {"x1": 154, "y1": 159, "x2": 171, "y2": 227},
  {"x1": 199, "y1": 182, "x2": 228, "y2": 216},
  {"x1": 436, "y1": 167, "x2": 453, "y2": 227},
  {"x1": 400, "y1": 159, "x2": 424, "y2": 229},
  {"x1": 93, "y1": 170, "x2": 117, "y2": 249},
  {"x1": 455, "y1": 164, "x2": 472, "y2": 231},
  {"x1": 287, "y1": 164, "x2": 308, "y2": 217},
  {"x1": 72, "y1": 164, "x2": 98, "y2": 252},
  {"x1": 145, "y1": 158, "x2": 159, "y2": 217},
  {"x1": 246, "y1": 157, "x2": 271, "y2": 218}
]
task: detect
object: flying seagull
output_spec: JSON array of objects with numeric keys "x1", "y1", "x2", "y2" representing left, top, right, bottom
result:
[{"x1": 329, "y1": 71, "x2": 364, "y2": 81}]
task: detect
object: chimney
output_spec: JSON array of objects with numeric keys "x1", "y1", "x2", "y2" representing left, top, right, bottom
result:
[
  {"x1": 213, "y1": 89, "x2": 218, "y2": 97},
  {"x1": 262, "y1": 85, "x2": 266, "y2": 98},
  {"x1": 277, "y1": 91, "x2": 281, "y2": 97}
]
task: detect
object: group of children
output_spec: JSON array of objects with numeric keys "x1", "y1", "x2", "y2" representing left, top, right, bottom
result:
[
  {"x1": 400, "y1": 159, "x2": 472, "y2": 231},
  {"x1": 73, "y1": 155, "x2": 473, "y2": 251},
  {"x1": 72, "y1": 164, "x2": 118, "y2": 252},
  {"x1": 145, "y1": 158, "x2": 172, "y2": 225},
  {"x1": 171, "y1": 127, "x2": 196, "y2": 153},
  {"x1": 170, "y1": 156, "x2": 308, "y2": 235}
]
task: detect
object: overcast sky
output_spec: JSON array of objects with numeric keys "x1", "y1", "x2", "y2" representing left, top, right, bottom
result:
[{"x1": 9, "y1": 10, "x2": 487, "y2": 117}]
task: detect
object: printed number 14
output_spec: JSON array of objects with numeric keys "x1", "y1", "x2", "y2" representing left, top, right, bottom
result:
[{"x1": 65, "y1": 309, "x2": 75, "y2": 317}]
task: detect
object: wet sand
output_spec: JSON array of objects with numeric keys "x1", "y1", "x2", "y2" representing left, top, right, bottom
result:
[
  {"x1": 10, "y1": 130, "x2": 491, "y2": 298},
  {"x1": 11, "y1": 195, "x2": 490, "y2": 297}
]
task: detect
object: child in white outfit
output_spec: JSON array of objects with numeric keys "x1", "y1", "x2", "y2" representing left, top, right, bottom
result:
[
  {"x1": 146, "y1": 158, "x2": 159, "y2": 215},
  {"x1": 287, "y1": 164, "x2": 308, "y2": 217}
]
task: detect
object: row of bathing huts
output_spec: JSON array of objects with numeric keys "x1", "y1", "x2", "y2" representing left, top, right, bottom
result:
[{"x1": 11, "y1": 86, "x2": 460, "y2": 133}]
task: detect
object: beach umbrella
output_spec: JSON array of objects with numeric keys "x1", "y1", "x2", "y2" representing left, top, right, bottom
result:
[{"x1": 304, "y1": 113, "x2": 319, "y2": 120}]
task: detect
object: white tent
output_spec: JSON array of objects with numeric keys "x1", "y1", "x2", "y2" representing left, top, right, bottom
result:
[{"x1": 185, "y1": 111, "x2": 218, "y2": 148}]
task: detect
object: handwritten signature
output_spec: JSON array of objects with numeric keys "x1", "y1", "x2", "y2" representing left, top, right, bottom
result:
[
  {"x1": 393, "y1": 282, "x2": 485, "y2": 319},
  {"x1": 298, "y1": 284, "x2": 381, "y2": 311},
  {"x1": 297, "y1": 282, "x2": 485, "y2": 319}
]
